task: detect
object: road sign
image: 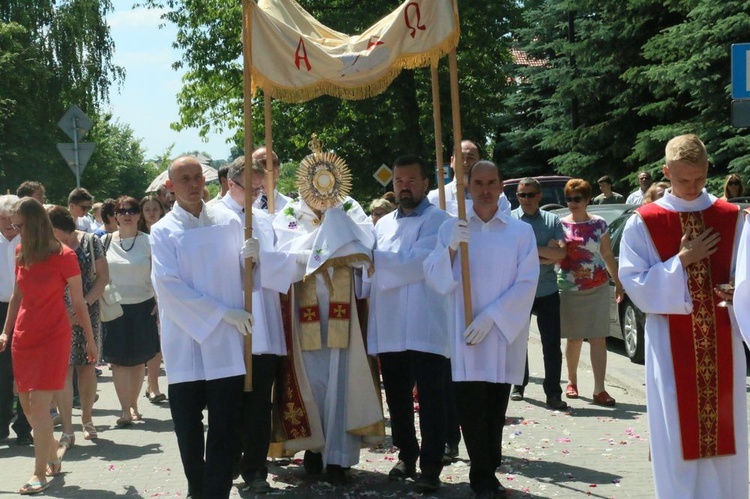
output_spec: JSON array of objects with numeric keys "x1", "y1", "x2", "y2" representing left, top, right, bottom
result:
[
  {"x1": 373, "y1": 163, "x2": 392, "y2": 187},
  {"x1": 732, "y1": 100, "x2": 750, "y2": 127},
  {"x1": 731, "y1": 43, "x2": 750, "y2": 100},
  {"x1": 57, "y1": 143, "x2": 96, "y2": 176},
  {"x1": 57, "y1": 105, "x2": 93, "y2": 141}
]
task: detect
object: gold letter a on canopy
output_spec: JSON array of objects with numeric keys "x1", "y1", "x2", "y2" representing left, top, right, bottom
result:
[{"x1": 249, "y1": 0, "x2": 460, "y2": 102}]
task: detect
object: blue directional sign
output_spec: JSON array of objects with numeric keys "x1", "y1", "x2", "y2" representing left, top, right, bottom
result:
[{"x1": 731, "y1": 43, "x2": 750, "y2": 99}]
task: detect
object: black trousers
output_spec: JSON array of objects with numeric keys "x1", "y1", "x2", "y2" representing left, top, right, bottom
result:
[
  {"x1": 454, "y1": 381, "x2": 511, "y2": 494},
  {"x1": 379, "y1": 350, "x2": 448, "y2": 474},
  {"x1": 169, "y1": 375, "x2": 244, "y2": 499},
  {"x1": 0, "y1": 301, "x2": 30, "y2": 438},
  {"x1": 444, "y1": 367, "x2": 461, "y2": 448},
  {"x1": 236, "y1": 354, "x2": 282, "y2": 482},
  {"x1": 516, "y1": 292, "x2": 563, "y2": 398}
]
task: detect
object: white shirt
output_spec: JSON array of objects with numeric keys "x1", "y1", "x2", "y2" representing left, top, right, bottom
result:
[
  {"x1": 427, "y1": 179, "x2": 511, "y2": 216},
  {"x1": 76, "y1": 216, "x2": 94, "y2": 233},
  {"x1": 107, "y1": 232, "x2": 154, "y2": 305},
  {"x1": 0, "y1": 234, "x2": 20, "y2": 302},
  {"x1": 366, "y1": 203, "x2": 453, "y2": 357},
  {"x1": 150, "y1": 201, "x2": 247, "y2": 384},
  {"x1": 253, "y1": 190, "x2": 292, "y2": 216},
  {"x1": 625, "y1": 189, "x2": 645, "y2": 205},
  {"x1": 424, "y1": 206, "x2": 539, "y2": 383},
  {"x1": 216, "y1": 195, "x2": 287, "y2": 356}
]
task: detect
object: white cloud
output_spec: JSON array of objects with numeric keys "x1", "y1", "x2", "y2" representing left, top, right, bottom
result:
[{"x1": 108, "y1": 7, "x2": 169, "y2": 30}]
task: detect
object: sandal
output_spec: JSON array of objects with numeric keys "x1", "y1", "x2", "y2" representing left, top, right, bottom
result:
[
  {"x1": 19, "y1": 480, "x2": 50, "y2": 495},
  {"x1": 46, "y1": 459, "x2": 62, "y2": 477},
  {"x1": 592, "y1": 390, "x2": 616, "y2": 407},
  {"x1": 146, "y1": 392, "x2": 167, "y2": 404},
  {"x1": 58, "y1": 433, "x2": 75, "y2": 449},
  {"x1": 82, "y1": 422, "x2": 97, "y2": 440},
  {"x1": 565, "y1": 383, "x2": 579, "y2": 399},
  {"x1": 115, "y1": 417, "x2": 133, "y2": 428}
]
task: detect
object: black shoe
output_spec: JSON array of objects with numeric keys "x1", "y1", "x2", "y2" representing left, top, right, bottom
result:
[
  {"x1": 497, "y1": 483, "x2": 507, "y2": 497},
  {"x1": 388, "y1": 460, "x2": 417, "y2": 481},
  {"x1": 303, "y1": 450, "x2": 323, "y2": 475},
  {"x1": 241, "y1": 477, "x2": 272, "y2": 494},
  {"x1": 325, "y1": 464, "x2": 349, "y2": 485},
  {"x1": 15, "y1": 433, "x2": 32, "y2": 446},
  {"x1": 0, "y1": 428, "x2": 9, "y2": 441},
  {"x1": 442, "y1": 443, "x2": 459, "y2": 464},
  {"x1": 546, "y1": 397, "x2": 568, "y2": 411},
  {"x1": 413, "y1": 472, "x2": 441, "y2": 493},
  {"x1": 510, "y1": 389, "x2": 524, "y2": 401}
]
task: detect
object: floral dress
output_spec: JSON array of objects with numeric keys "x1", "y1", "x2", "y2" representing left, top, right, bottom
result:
[
  {"x1": 64, "y1": 232, "x2": 104, "y2": 366},
  {"x1": 557, "y1": 216, "x2": 609, "y2": 291}
]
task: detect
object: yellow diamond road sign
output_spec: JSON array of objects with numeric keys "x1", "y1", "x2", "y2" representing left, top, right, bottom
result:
[{"x1": 374, "y1": 164, "x2": 392, "y2": 187}]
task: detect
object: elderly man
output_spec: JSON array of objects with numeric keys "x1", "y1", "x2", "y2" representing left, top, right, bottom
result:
[
  {"x1": 251, "y1": 147, "x2": 291, "y2": 214},
  {"x1": 425, "y1": 160, "x2": 539, "y2": 499},
  {"x1": 215, "y1": 156, "x2": 288, "y2": 494},
  {"x1": 67, "y1": 188, "x2": 95, "y2": 233},
  {"x1": 427, "y1": 139, "x2": 510, "y2": 216},
  {"x1": 619, "y1": 134, "x2": 746, "y2": 499},
  {"x1": 366, "y1": 155, "x2": 452, "y2": 492},
  {"x1": 509, "y1": 178, "x2": 567, "y2": 410},
  {"x1": 0, "y1": 195, "x2": 31, "y2": 446},
  {"x1": 625, "y1": 171, "x2": 653, "y2": 205},
  {"x1": 150, "y1": 156, "x2": 254, "y2": 499}
]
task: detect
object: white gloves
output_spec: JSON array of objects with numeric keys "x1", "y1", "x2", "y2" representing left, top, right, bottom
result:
[
  {"x1": 464, "y1": 314, "x2": 494, "y2": 345},
  {"x1": 242, "y1": 238, "x2": 260, "y2": 262},
  {"x1": 296, "y1": 250, "x2": 312, "y2": 266},
  {"x1": 223, "y1": 308, "x2": 254, "y2": 336},
  {"x1": 449, "y1": 220, "x2": 470, "y2": 251}
]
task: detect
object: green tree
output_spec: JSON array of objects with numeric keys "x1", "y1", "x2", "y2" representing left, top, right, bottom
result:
[{"x1": 0, "y1": 0, "x2": 124, "y2": 199}]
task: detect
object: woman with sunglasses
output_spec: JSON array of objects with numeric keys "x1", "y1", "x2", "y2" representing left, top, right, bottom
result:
[
  {"x1": 0, "y1": 198, "x2": 96, "y2": 494},
  {"x1": 47, "y1": 205, "x2": 108, "y2": 451},
  {"x1": 557, "y1": 179, "x2": 624, "y2": 407},
  {"x1": 138, "y1": 195, "x2": 168, "y2": 404},
  {"x1": 103, "y1": 196, "x2": 160, "y2": 426},
  {"x1": 721, "y1": 174, "x2": 743, "y2": 201}
]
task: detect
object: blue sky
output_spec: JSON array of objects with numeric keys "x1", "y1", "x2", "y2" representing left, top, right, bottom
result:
[{"x1": 105, "y1": 1, "x2": 235, "y2": 161}]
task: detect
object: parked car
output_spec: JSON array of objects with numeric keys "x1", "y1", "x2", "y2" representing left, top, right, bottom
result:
[{"x1": 504, "y1": 175, "x2": 571, "y2": 210}]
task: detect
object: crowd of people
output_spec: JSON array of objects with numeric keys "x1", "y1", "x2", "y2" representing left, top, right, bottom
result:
[{"x1": 0, "y1": 133, "x2": 749, "y2": 499}]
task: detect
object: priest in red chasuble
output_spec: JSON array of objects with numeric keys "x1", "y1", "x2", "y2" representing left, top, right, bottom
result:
[{"x1": 618, "y1": 134, "x2": 747, "y2": 499}]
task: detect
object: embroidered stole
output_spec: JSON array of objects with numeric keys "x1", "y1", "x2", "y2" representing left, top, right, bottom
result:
[
  {"x1": 297, "y1": 266, "x2": 352, "y2": 351},
  {"x1": 638, "y1": 200, "x2": 738, "y2": 460}
]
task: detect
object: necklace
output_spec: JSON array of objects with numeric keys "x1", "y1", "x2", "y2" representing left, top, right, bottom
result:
[{"x1": 119, "y1": 231, "x2": 138, "y2": 252}]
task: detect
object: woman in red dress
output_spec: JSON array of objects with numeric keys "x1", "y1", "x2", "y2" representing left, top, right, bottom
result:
[{"x1": 0, "y1": 198, "x2": 96, "y2": 495}]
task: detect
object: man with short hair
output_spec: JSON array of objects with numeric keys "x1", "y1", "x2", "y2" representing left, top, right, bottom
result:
[
  {"x1": 251, "y1": 147, "x2": 291, "y2": 214},
  {"x1": 15, "y1": 181, "x2": 45, "y2": 204},
  {"x1": 366, "y1": 155, "x2": 452, "y2": 493},
  {"x1": 67, "y1": 188, "x2": 95, "y2": 233},
  {"x1": 593, "y1": 176, "x2": 625, "y2": 205},
  {"x1": 207, "y1": 164, "x2": 230, "y2": 206},
  {"x1": 150, "y1": 155, "x2": 254, "y2": 499},
  {"x1": 625, "y1": 171, "x2": 653, "y2": 205},
  {"x1": 427, "y1": 139, "x2": 511, "y2": 216},
  {"x1": 214, "y1": 155, "x2": 287, "y2": 494},
  {"x1": 619, "y1": 134, "x2": 746, "y2": 498},
  {"x1": 94, "y1": 199, "x2": 118, "y2": 237},
  {"x1": 509, "y1": 178, "x2": 567, "y2": 410},
  {"x1": 425, "y1": 160, "x2": 539, "y2": 499},
  {"x1": 0, "y1": 195, "x2": 32, "y2": 446}
]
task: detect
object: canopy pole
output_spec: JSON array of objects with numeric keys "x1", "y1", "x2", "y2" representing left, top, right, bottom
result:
[
  {"x1": 241, "y1": 0, "x2": 254, "y2": 392},
  {"x1": 448, "y1": 48, "x2": 472, "y2": 328},
  {"x1": 430, "y1": 62, "x2": 446, "y2": 211},
  {"x1": 264, "y1": 95, "x2": 275, "y2": 214}
]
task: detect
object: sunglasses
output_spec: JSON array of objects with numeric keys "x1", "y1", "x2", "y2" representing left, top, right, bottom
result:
[
  {"x1": 10, "y1": 223, "x2": 23, "y2": 231},
  {"x1": 728, "y1": 180, "x2": 741, "y2": 186},
  {"x1": 565, "y1": 196, "x2": 585, "y2": 203},
  {"x1": 517, "y1": 192, "x2": 539, "y2": 199},
  {"x1": 78, "y1": 204, "x2": 93, "y2": 211},
  {"x1": 116, "y1": 207, "x2": 140, "y2": 216}
]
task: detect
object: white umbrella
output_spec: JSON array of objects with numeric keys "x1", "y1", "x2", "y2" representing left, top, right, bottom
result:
[{"x1": 146, "y1": 158, "x2": 219, "y2": 193}]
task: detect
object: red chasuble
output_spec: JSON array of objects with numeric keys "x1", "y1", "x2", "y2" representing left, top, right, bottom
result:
[{"x1": 638, "y1": 200, "x2": 739, "y2": 460}]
